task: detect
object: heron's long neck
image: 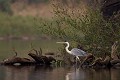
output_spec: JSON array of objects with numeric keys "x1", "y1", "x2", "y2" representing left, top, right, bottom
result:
[{"x1": 65, "y1": 43, "x2": 71, "y2": 54}]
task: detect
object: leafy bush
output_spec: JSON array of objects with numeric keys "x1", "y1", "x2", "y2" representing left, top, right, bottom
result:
[{"x1": 39, "y1": 2, "x2": 120, "y2": 55}]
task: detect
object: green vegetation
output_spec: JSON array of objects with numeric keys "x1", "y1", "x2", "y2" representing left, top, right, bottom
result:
[
  {"x1": 0, "y1": 0, "x2": 12, "y2": 14},
  {"x1": 39, "y1": 3, "x2": 120, "y2": 55},
  {"x1": 0, "y1": 12, "x2": 47, "y2": 38}
]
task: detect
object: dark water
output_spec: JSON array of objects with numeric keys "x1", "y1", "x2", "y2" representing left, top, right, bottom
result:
[{"x1": 0, "y1": 65, "x2": 120, "y2": 80}]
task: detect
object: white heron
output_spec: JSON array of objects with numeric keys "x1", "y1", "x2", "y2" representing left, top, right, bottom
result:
[{"x1": 56, "y1": 42, "x2": 88, "y2": 63}]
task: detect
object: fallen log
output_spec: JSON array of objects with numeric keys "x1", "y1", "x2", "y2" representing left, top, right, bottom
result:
[
  {"x1": 87, "y1": 41, "x2": 120, "y2": 68},
  {"x1": 81, "y1": 53, "x2": 95, "y2": 66},
  {"x1": 111, "y1": 59, "x2": 120, "y2": 65},
  {"x1": 0, "y1": 57, "x2": 35, "y2": 66},
  {"x1": 90, "y1": 58, "x2": 103, "y2": 68},
  {"x1": 0, "y1": 47, "x2": 56, "y2": 66},
  {"x1": 28, "y1": 53, "x2": 56, "y2": 65},
  {"x1": 101, "y1": 56, "x2": 111, "y2": 68},
  {"x1": 0, "y1": 48, "x2": 36, "y2": 66}
]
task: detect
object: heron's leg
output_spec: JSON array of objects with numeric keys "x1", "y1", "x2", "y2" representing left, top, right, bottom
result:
[
  {"x1": 76, "y1": 56, "x2": 80, "y2": 60},
  {"x1": 75, "y1": 56, "x2": 79, "y2": 65},
  {"x1": 76, "y1": 56, "x2": 81, "y2": 63},
  {"x1": 75, "y1": 56, "x2": 78, "y2": 65}
]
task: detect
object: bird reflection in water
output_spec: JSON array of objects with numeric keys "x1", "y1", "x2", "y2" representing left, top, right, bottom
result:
[{"x1": 65, "y1": 67, "x2": 85, "y2": 80}]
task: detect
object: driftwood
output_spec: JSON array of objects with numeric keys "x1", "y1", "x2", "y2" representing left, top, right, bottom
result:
[
  {"x1": 111, "y1": 41, "x2": 119, "y2": 59},
  {"x1": 81, "y1": 41, "x2": 120, "y2": 68},
  {"x1": 28, "y1": 45, "x2": 56, "y2": 65},
  {"x1": 0, "y1": 53, "x2": 56, "y2": 66},
  {"x1": 89, "y1": 56, "x2": 111, "y2": 68},
  {"x1": 81, "y1": 53, "x2": 95, "y2": 66},
  {"x1": 0, "y1": 47, "x2": 56, "y2": 66},
  {"x1": 0, "y1": 57, "x2": 35, "y2": 66},
  {"x1": 0, "y1": 48, "x2": 35, "y2": 66},
  {"x1": 28, "y1": 53, "x2": 56, "y2": 65}
]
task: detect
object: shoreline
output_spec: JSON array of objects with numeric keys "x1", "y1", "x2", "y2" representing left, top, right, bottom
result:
[{"x1": 0, "y1": 36, "x2": 52, "y2": 41}]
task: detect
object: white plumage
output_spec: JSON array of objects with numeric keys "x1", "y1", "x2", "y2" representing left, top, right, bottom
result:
[{"x1": 57, "y1": 41, "x2": 88, "y2": 62}]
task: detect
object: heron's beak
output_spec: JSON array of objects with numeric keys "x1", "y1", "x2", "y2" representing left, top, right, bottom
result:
[{"x1": 56, "y1": 42, "x2": 66, "y2": 44}]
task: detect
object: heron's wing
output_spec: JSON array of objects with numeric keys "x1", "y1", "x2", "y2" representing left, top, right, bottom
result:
[{"x1": 71, "y1": 48, "x2": 87, "y2": 56}]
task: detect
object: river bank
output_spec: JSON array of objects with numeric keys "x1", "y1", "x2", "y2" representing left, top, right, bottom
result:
[{"x1": 0, "y1": 35, "x2": 52, "y2": 41}]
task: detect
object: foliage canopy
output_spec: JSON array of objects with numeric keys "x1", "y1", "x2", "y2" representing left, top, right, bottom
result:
[{"x1": 39, "y1": 2, "x2": 120, "y2": 55}]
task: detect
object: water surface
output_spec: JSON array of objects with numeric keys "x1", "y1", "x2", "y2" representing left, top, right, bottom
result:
[{"x1": 0, "y1": 65, "x2": 120, "y2": 80}]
